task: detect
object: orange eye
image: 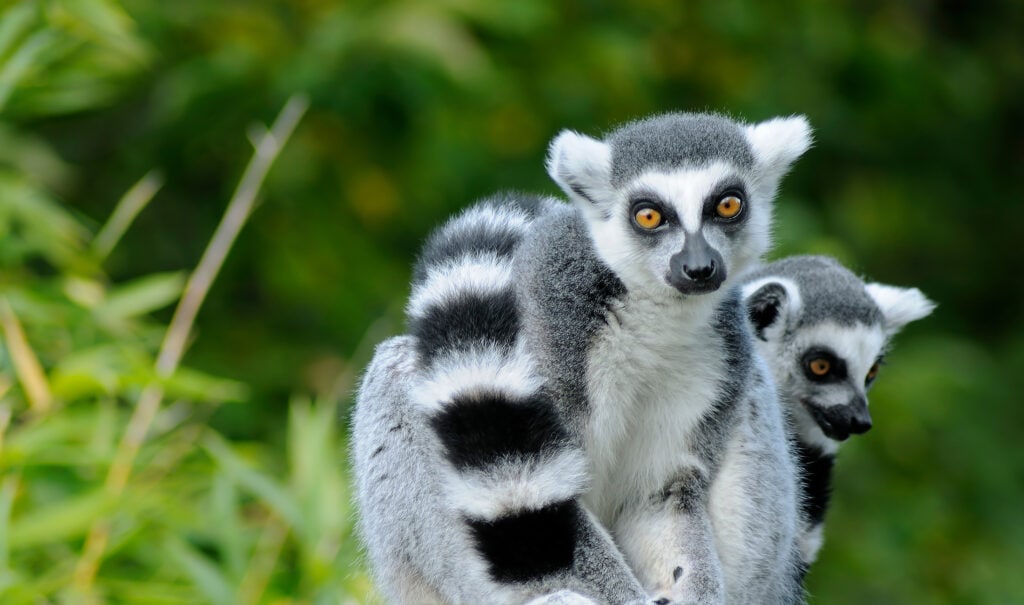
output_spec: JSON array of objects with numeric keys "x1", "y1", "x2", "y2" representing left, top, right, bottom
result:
[
  {"x1": 716, "y1": 195, "x2": 743, "y2": 219},
  {"x1": 809, "y1": 358, "x2": 831, "y2": 376},
  {"x1": 866, "y1": 362, "x2": 880, "y2": 382},
  {"x1": 634, "y1": 207, "x2": 663, "y2": 229}
]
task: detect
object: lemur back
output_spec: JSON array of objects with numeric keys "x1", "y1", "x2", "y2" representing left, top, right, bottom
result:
[
  {"x1": 354, "y1": 113, "x2": 814, "y2": 604},
  {"x1": 741, "y1": 255, "x2": 935, "y2": 569}
]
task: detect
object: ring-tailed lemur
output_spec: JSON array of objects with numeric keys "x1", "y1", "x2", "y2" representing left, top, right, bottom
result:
[
  {"x1": 353, "y1": 113, "x2": 813, "y2": 604},
  {"x1": 741, "y1": 255, "x2": 935, "y2": 569}
]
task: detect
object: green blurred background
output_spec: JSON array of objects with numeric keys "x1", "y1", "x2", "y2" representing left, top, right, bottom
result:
[{"x1": 1, "y1": 0, "x2": 1022, "y2": 603}]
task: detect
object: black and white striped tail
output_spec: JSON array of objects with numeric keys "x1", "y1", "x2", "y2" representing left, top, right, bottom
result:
[{"x1": 407, "y1": 195, "x2": 589, "y2": 582}]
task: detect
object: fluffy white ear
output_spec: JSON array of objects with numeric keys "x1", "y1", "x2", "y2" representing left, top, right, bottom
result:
[
  {"x1": 741, "y1": 276, "x2": 802, "y2": 341},
  {"x1": 864, "y1": 283, "x2": 936, "y2": 336},
  {"x1": 744, "y1": 116, "x2": 813, "y2": 187},
  {"x1": 546, "y1": 130, "x2": 612, "y2": 207}
]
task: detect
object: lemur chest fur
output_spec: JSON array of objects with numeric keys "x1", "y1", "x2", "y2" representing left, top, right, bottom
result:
[{"x1": 582, "y1": 293, "x2": 726, "y2": 526}]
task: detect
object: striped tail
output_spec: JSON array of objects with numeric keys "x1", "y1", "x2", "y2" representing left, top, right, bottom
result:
[{"x1": 407, "y1": 194, "x2": 590, "y2": 583}]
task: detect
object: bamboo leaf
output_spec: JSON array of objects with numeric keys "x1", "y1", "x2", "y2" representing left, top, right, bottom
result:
[
  {"x1": 92, "y1": 170, "x2": 164, "y2": 261},
  {"x1": 0, "y1": 475, "x2": 18, "y2": 569},
  {"x1": 160, "y1": 367, "x2": 249, "y2": 404},
  {"x1": 210, "y1": 475, "x2": 246, "y2": 582},
  {"x1": 202, "y1": 433, "x2": 304, "y2": 532},
  {"x1": 163, "y1": 535, "x2": 235, "y2": 605},
  {"x1": 7, "y1": 489, "x2": 117, "y2": 550},
  {"x1": 95, "y1": 271, "x2": 186, "y2": 320},
  {"x1": 0, "y1": 297, "x2": 53, "y2": 414},
  {"x1": 0, "y1": 30, "x2": 56, "y2": 112},
  {"x1": 0, "y1": 2, "x2": 37, "y2": 63},
  {"x1": 100, "y1": 577, "x2": 198, "y2": 604}
]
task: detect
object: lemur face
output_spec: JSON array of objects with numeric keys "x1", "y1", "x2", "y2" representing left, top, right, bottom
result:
[
  {"x1": 743, "y1": 258, "x2": 935, "y2": 448},
  {"x1": 601, "y1": 162, "x2": 759, "y2": 297},
  {"x1": 781, "y1": 321, "x2": 887, "y2": 442},
  {"x1": 546, "y1": 113, "x2": 811, "y2": 298}
]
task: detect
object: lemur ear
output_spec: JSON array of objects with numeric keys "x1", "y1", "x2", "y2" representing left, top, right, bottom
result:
[
  {"x1": 741, "y1": 277, "x2": 802, "y2": 341},
  {"x1": 744, "y1": 116, "x2": 813, "y2": 189},
  {"x1": 546, "y1": 130, "x2": 612, "y2": 208},
  {"x1": 864, "y1": 283, "x2": 936, "y2": 336}
]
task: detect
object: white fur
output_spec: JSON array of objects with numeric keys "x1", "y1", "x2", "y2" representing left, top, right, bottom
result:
[
  {"x1": 407, "y1": 252, "x2": 513, "y2": 319},
  {"x1": 585, "y1": 163, "x2": 773, "y2": 299},
  {"x1": 740, "y1": 276, "x2": 803, "y2": 314},
  {"x1": 411, "y1": 343, "x2": 543, "y2": 412},
  {"x1": 798, "y1": 524, "x2": 825, "y2": 565},
  {"x1": 446, "y1": 203, "x2": 533, "y2": 238},
  {"x1": 864, "y1": 283, "x2": 936, "y2": 336},
  {"x1": 792, "y1": 410, "x2": 840, "y2": 455},
  {"x1": 526, "y1": 590, "x2": 599, "y2": 605},
  {"x1": 546, "y1": 130, "x2": 614, "y2": 210},
  {"x1": 447, "y1": 448, "x2": 590, "y2": 519},
  {"x1": 630, "y1": 163, "x2": 740, "y2": 233},
  {"x1": 744, "y1": 116, "x2": 813, "y2": 198},
  {"x1": 740, "y1": 276, "x2": 803, "y2": 342},
  {"x1": 583, "y1": 291, "x2": 724, "y2": 524},
  {"x1": 797, "y1": 322, "x2": 887, "y2": 404},
  {"x1": 615, "y1": 505, "x2": 685, "y2": 592}
]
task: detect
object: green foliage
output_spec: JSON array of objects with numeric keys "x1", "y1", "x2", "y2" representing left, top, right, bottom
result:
[
  {"x1": 1, "y1": 0, "x2": 1021, "y2": 602},
  {"x1": 0, "y1": 2, "x2": 371, "y2": 601}
]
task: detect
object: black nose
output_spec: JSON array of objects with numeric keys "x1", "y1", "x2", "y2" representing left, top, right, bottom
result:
[
  {"x1": 668, "y1": 231, "x2": 726, "y2": 294},
  {"x1": 684, "y1": 259, "x2": 717, "y2": 282},
  {"x1": 849, "y1": 403, "x2": 873, "y2": 435},
  {"x1": 807, "y1": 395, "x2": 873, "y2": 441}
]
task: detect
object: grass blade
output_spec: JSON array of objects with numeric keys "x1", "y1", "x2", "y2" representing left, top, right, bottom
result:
[
  {"x1": 0, "y1": 298, "x2": 52, "y2": 415},
  {"x1": 164, "y1": 535, "x2": 235, "y2": 605},
  {"x1": 91, "y1": 171, "x2": 164, "y2": 261}
]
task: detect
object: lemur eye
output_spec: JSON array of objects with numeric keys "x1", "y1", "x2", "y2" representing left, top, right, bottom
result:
[
  {"x1": 716, "y1": 195, "x2": 743, "y2": 219},
  {"x1": 634, "y1": 207, "x2": 664, "y2": 230},
  {"x1": 808, "y1": 358, "x2": 831, "y2": 376},
  {"x1": 866, "y1": 362, "x2": 880, "y2": 383}
]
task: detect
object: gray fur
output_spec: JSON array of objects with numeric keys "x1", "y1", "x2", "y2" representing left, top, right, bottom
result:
[
  {"x1": 518, "y1": 200, "x2": 626, "y2": 435},
  {"x1": 609, "y1": 113, "x2": 755, "y2": 186},
  {"x1": 744, "y1": 256, "x2": 883, "y2": 328}
]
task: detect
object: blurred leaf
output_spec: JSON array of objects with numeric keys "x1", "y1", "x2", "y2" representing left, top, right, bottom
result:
[
  {"x1": 101, "y1": 578, "x2": 198, "y2": 604},
  {"x1": 202, "y1": 433, "x2": 303, "y2": 531},
  {"x1": 0, "y1": 2, "x2": 37, "y2": 62},
  {"x1": 0, "y1": 171, "x2": 91, "y2": 272},
  {"x1": 0, "y1": 298, "x2": 53, "y2": 414},
  {"x1": 210, "y1": 475, "x2": 246, "y2": 582},
  {"x1": 49, "y1": 343, "x2": 147, "y2": 399},
  {"x1": 95, "y1": 271, "x2": 186, "y2": 320},
  {"x1": 161, "y1": 367, "x2": 249, "y2": 404},
  {"x1": 0, "y1": 476, "x2": 17, "y2": 569},
  {"x1": 7, "y1": 488, "x2": 117, "y2": 550},
  {"x1": 0, "y1": 29, "x2": 56, "y2": 112},
  {"x1": 163, "y1": 535, "x2": 234, "y2": 605}
]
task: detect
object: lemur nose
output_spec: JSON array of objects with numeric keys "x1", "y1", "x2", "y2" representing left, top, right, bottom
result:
[
  {"x1": 849, "y1": 412, "x2": 873, "y2": 435},
  {"x1": 683, "y1": 260, "x2": 717, "y2": 282}
]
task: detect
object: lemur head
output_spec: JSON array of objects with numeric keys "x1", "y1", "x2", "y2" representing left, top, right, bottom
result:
[
  {"x1": 742, "y1": 256, "x2": 935, "y2": 451},
  {"x1": 546, "y1": 113, "x2": 812, "y2": 299}
]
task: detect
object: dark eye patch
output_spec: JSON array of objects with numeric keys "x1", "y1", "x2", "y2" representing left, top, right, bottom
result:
[
  {"x1": 626, "y1": 192, "x2": 678, "y2": 236},
  {"x1": 702, "y1": 178, "x2": 749, "y2": 231},
  {"x1": 801, "y1": 347, "x2": 848, "y2": 383}
]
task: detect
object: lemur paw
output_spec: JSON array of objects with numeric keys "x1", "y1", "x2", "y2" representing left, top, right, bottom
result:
[
  {"x1": 525, "y1": 590, "x2": 598, "y2": 605},
  {"x1": 649, "y1": 565, "x2": 723, "y2": 605}
]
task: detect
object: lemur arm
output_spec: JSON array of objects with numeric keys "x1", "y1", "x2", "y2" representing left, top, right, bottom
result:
[{"x1": 615, "y1": 468, "x2": 725, "y2": 605}]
